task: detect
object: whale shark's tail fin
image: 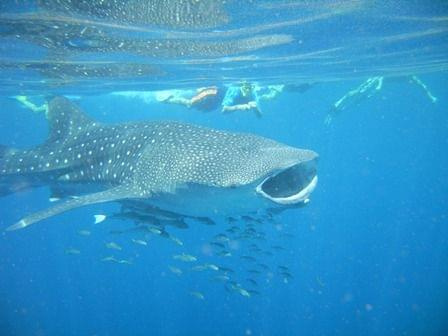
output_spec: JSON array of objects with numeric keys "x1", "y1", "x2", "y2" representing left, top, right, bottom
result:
[{"x1": 0, "y1": 97, "x2": 95, "y2": 197}]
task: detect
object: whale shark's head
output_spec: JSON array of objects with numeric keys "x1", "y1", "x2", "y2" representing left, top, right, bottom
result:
[
  {"x1": 145, "y1": 124, "x2": 318, "y2": 216},
  {"x1": 218, "y1": 142, "x2": 318, "y2": 209}
]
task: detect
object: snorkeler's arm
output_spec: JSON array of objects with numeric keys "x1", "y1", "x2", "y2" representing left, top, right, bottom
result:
[
  {"x1": 257, "y1": 85, "x2": 284, "y2": 101},
  {"x1": 222, "y1": 101, "x2": 262, "y2": 118},
  {"x1": 222, "y1": 103, "x2": 249, "y2": 112}
]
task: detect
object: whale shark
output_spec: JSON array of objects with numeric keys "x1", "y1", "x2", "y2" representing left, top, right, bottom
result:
[{"x1": 0, "y1": 97, "x2": 318, "y2": 231}]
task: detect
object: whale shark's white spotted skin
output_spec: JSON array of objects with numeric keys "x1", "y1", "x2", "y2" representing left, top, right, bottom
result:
[{"x1": 0, "y1": 97, "x2": 318, "y2": 230}]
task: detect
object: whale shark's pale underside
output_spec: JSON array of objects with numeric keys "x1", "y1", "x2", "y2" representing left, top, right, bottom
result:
[{"x1": 0, "y1": 97, "x2": 318, "y2": 231}]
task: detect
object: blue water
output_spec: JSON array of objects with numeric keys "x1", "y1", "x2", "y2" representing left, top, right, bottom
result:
[
  {"x1": 1, "y1": 75, "x2": 447, "y2": 336},
  {"x1": 1, "y1": 1, "x2": 448, "y2": 336}
]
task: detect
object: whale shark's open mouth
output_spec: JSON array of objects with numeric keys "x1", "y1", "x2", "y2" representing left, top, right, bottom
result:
[{"x1": 256, "y1": 160, "x2": 318, "y2": 205}]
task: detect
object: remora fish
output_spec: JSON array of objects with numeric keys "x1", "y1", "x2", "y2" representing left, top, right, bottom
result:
[{"x1": 1, "y1": 97, "x2": 318, "y2": 231}]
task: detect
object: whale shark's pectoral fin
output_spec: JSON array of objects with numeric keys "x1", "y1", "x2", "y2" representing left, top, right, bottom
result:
[{"x1": 6, "y1": 186, "x2": 141, "y2": 231}]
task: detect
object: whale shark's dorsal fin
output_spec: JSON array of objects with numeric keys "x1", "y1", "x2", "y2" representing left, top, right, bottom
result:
[{"x1": 46, "y1": 96, "x2": 95, "y2": 144}]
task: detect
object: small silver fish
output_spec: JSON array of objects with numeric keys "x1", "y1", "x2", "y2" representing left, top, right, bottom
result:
[
  {"x1": 229, "y1": 283, "x2": 251, "y2": 298},
  {"x1": 192, "y1": 263, "x2": 219, "y2": 271},
  {"x1": 147, "y1": 226, "x2": 162, "y2": 235},
  {"x1": 173, "y1": 253, "x2": 197, "y2": 262},
  {"x1": 131, "y1": 239, "x2": 147, "y2": 246},
  {"x1": 237, "y1": 288, "x2": 251, "y2": 297},
  {"x1": 217, "y1": 250, "x2": 232, "y2": 257},
  {"x1": 189, "y1": 291, "x2": 205, "y2": 300},
  {"x1": 213, "y1": 275, "x2": 230, "y2": 282},
  {"x1": 101, "y1": 256, "x2": 118, "y2": 263},
  {"x1": 205, "y1": 263, "x2": 219, "y2": 271},
  {"x1": 169, "y1": 236, "x2": 183, "y2": 246},
  {"x1": 168, "y1": 266, "x2": 183, "y2": 275},
  {"x1": 117, "y1": 259, "x2": 132, "y2": 265},
  {"x1": 106, "y1": 242, "x2": 122, "y2": 251},
  {"x1": 65, "y1": 248, "x2": 81, "y2": 255},
  {"x1": 78, "y1": 230, "x2": 91, "y2": 236}
]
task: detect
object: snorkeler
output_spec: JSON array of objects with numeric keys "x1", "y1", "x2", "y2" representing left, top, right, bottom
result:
[
  {"x1": 221, "y1": 82, "x2": 262, "y2": 118},
  {"x1": 325, "y1": 75, "x2": 438, "y2": 124},
  {"x1": 221, "y1": 82, "x2": 312, "y2": 118},
  {"x1": 222, "y1": 82, "x2": 285, "y2": 118}
]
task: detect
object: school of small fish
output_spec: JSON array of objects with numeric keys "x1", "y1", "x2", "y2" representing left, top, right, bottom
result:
[{"x1": 64, "y1": 209, "x2": 299, "y2": 300}]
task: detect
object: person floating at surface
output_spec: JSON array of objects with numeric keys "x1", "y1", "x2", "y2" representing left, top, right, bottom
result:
[
  {"x1": 221, "y1": 82, "x2": 261, "y2": 117},
  {"x1": 159, "y1": 81, "x2": 312, "y2": 118},
  {"x1": 325, "y1": 75, "x2": 438, "y2": 124},
  {"x1": 158, "y1": 86, "x2": 224, "y2": 113}
]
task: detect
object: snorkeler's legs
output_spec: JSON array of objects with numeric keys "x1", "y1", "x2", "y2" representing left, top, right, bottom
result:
[
  {"x1": 409, "y1": 76, "x2": 438, "y2": 103},
  {"x1": 12, "y1": 95, "x2": 49, "y2": 115},
  {"x1": 334, "y1": 76, "x2": 383, "y2": 111},
  {"x1": 160, "y1": 95, "x2": 192, "y2": 108},
  {"x1": 325, "y1": 76, "x2": 384, "y2": 124}
]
